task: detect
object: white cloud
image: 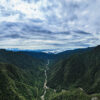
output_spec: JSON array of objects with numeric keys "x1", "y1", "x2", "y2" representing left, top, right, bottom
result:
[{"x1": 0, "y1": 0, "x2": 100, "y2": 52}]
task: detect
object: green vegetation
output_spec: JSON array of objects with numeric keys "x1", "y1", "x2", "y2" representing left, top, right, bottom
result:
[
  {"x1": 45, "y1": 88, "x2": 100, "y2": 100},
  {"x1": 0, "y1": 49, "x2": 44, "y2": 69},
  {"x1": 0, "y1": 62, "x2": 44, "y2": 100},
  {"x1": 0, "y1": 45, "x2": 100, "y2": 100},
  {"x1": 46, "y1": 89, "x2": 90, "y2": 100},
  {"x1": 0, "y1": 50, "x2": 46, "y2": 100},
  {"x1": 47, "y1": 45, "x2": 100, "y2": 98}
]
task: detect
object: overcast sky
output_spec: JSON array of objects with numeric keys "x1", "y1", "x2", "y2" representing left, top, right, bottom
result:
[{"x1": 0, "y1": 0, "x2": 100, "y2": 52}]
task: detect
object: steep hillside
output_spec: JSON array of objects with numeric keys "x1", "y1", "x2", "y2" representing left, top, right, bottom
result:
[
  {"x1": 0, "y1": 49, "x2": 44, "y2": 69},
  {"x1": 47, "y1": 45, "x2": 100, "y2": 94},
  {"x1": 45, "y1": 89, "x2": 95, "y2": 100},
  {"x1": 0, "y1": 46, "x2": 100, "y2": 100},
  {"x1": 56, "y1": 47, "x2": 92, "y2": 60},
  {"x1": 0, "y1": 63, "x2": 44, "y2": 100},
  {"x1": 0, "y1": 50, "x2": 46, "y2": 100}
]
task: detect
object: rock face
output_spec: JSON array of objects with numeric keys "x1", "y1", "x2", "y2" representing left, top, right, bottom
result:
[{"x1": 91, "y1": 97, "x2": 98, "y2": 100}]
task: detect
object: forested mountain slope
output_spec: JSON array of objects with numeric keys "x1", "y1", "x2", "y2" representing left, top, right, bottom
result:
[
  {"x1": 47, "y1": 45, "x2": 100, "y2": 94},
  {"x1": 0, "y1": 49, "x2": 44, "y2": 69},
  {"x1": 0, "y1": 45, "x2": 100, "y2": 100},
  {"x1": 0, "y1": 50, "x2": 45, "y2": 100}
]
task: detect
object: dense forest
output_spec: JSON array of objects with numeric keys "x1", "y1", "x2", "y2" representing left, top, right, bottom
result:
[
  {"x1": 0, "y1": 46, "x2": 100, "y2": 100},
  {"x1": 0, "y1": 49, "x2": 45, "y2": 100},
  {"x1": 47, "y1": 45, "x2": 100, "y2": 100}
]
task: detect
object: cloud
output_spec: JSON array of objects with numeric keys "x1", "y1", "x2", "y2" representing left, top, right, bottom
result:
[{"x1": 0, "y1": 0, "x2": 100, "y2": 52}]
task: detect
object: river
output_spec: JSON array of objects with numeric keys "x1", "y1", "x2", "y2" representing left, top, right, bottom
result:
[{"x1": 41, "y1": 60, "x2": 49, "y2": 100}]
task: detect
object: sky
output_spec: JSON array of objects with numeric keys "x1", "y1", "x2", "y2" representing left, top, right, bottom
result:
[{"x1": 0, "y1": 0, "x2": 100, "y2": 52}]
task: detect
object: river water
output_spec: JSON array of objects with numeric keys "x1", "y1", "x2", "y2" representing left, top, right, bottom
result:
[{"x1": 41, "y1": 60, "x2": 49, "y2": 100}]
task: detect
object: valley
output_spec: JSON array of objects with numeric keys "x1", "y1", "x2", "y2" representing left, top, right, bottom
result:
[
  {"x1": 41, "y1": 60, "x2": 49, "y2": 100},
  {"x1": 0, "y1": 46, "x2": 100, "y2": 100},
  {"x1": 0, "y1": 0, "x2": 100, "y2": 99}
]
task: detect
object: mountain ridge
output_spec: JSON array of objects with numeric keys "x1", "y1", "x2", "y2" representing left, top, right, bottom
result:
[
  {"x1": 47, "y1": 45, "x2": 100, "y2": 94},
  {"x1": 0, "y1": 45, "x2": 100, "y2": 100}
]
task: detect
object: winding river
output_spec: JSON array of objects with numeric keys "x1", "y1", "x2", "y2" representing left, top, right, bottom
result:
[{"x1": 41, "y1": 60, "x2": 49, "y2": 100}]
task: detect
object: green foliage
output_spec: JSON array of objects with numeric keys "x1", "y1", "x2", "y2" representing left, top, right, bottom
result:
[
  {"x1": 0, "y1": 49, "x2": 45, "y2": 100},
  {"x1": 47, "y1": 45, "x2": 100, "y2": 94},
  {"x1": 0, "y1": 63, "x2": 44, "y2": 100},
  {"x1": 0, "y1": 49, "x2": 43, "y2": 69},
  {"x1": 0, "y1": 46, "x2": 100, "y2": 100},
  {"x1": 50, "y1": 89, "x2": 91, "y2": 100},
  {"x1": 45, "y1": 89, "x2": 100, "y2": 100}
]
